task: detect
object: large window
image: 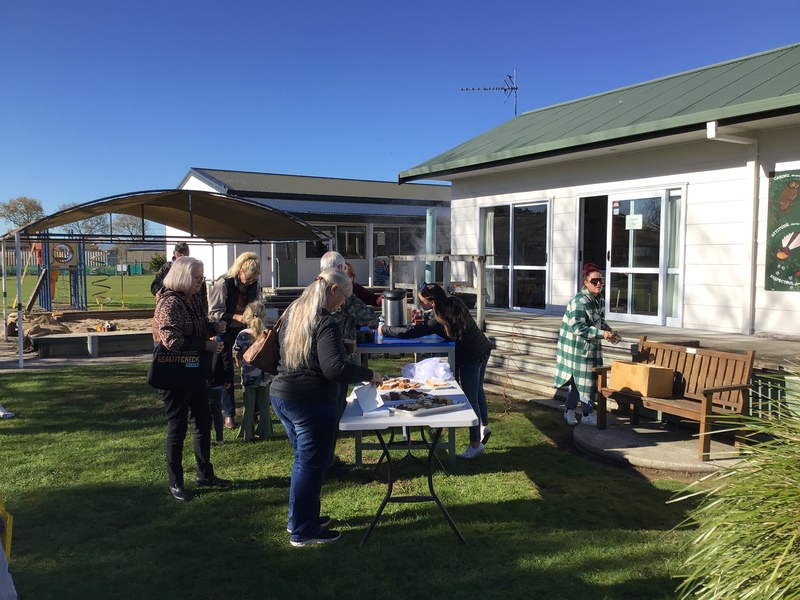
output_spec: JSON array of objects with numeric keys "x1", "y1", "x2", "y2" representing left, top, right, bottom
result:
[
  {"x1": 481, "y1": 202, "x2": 549, "y2": 310},
  {"x1": 374, "y1": 226, "x2": 427, "y2": 257},
  {"x1": 337, "y1": 225, "x2": 366, "y2": 259},
  {"x1": 305, "y1": 225, "x2": 367, "y2": 259}
]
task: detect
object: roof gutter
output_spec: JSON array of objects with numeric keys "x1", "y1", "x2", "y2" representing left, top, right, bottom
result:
[{"x1": 706, "y1": 121, "x2": 759, "y2": 335}]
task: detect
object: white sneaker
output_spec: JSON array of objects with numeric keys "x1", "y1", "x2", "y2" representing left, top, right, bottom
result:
[
  {"x1": 458, "y1": 443, "x2": 485, "y2": 459},
  {"x1": 0, "y1": 404, "x2": 14, "y2": 419},
  {"x1": 563, "y1": 411, "x2": 578, "y2": 426},
  {"x1": 581, "y1": 413, "x2": 597, "y2": 426}
]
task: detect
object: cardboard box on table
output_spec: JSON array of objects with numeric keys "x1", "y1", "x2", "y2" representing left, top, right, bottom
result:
[{"x1": 609, "y1": 361, "x2": 674, "y2": 398}]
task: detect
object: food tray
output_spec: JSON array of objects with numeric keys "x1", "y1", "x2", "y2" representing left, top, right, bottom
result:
[{"x1": 388, "y1": 399, "x2": 468, "y2": 417}]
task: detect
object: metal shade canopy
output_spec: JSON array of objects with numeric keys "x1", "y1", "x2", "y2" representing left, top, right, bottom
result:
[{"x1": 2, "y1": 189, "x2": 326, "y2": 243}]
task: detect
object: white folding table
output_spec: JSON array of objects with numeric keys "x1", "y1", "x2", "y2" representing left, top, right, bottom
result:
[
  {"x1": 352, "y1": 336, "x2": 458, "y2": 467},
  {"x1": 339, "y1": 383, "x2": 477, "y2": 545}
]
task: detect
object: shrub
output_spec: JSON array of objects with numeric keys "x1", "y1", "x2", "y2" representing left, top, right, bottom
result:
[
  {"x1": 674, "y1": 374, "x2": 800, "y2": 599},
  {"x1": 149, "y1": 253, "x2": 167, "y2": 273}
]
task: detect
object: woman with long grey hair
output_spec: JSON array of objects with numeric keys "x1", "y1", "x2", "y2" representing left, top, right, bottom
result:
[{"x1": 270, "y1": 268, "x2": 382, "y2": 547}]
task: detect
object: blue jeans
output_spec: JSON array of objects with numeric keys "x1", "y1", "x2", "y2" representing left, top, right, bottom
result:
[
  {"x1": 327, "y1": 382, "x2": 350, "y2": 467},
  {"x1": 458, "y1": 354, "x2": 490, "y2": 444},
  {"x1": 271, "y1": 396, "x2": 337, "y2": 540},
  {"x1": 222, "y1": 385, "x2": 236, "y2": 418},
  {"x1": 564, "y1": 377, "x2": 593, "y2": 415}
]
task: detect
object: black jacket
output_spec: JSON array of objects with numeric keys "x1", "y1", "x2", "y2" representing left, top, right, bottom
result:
[{"x1": 270, "y1": 309, "x2": 374, "y2": 404}]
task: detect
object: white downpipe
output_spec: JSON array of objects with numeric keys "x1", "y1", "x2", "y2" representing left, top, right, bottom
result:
[{"x1": 707, "y1": 121, "x2": 759, "y2": 335}]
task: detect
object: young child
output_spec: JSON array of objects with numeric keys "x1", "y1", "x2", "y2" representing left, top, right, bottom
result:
[{"x1": 233, "y1": 301, "x2": 273, "y2": 441}]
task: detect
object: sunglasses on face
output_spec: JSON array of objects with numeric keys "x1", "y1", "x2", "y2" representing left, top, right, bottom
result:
[{"x1": 588, "y1": 277, "x2": 604, "y2": 286}]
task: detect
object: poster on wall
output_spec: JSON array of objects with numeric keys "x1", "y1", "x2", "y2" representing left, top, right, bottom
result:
[{"x1": 766, "y1": 169, "x2": 800, "y2": 291}]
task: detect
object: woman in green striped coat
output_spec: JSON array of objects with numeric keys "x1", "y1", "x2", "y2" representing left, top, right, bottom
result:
[{"x1": 553, "y1": 263, "x2": 618, "y2": 426}]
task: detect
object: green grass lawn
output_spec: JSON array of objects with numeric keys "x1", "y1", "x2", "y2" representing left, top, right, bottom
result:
[
  {"x1": 0, "y1": 359, "x2": 694, "y2": 600},
  {"x1": 5, "y1": 274, "x2": 157, "y2": 311}
]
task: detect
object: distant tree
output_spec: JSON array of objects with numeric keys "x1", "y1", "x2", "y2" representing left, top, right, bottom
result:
[
  {"x1": 111, "y1": 214, "x2": 151, "y2": 238},
  {"x1": 0, "y1": 196, "x2": 45, "y2": 229},
  {"x1": 111, "y1": 214, "x2": 153, "y2": 266},
  {"x1": 57, "y1": 201, "x2": 109, "y2": 237}
]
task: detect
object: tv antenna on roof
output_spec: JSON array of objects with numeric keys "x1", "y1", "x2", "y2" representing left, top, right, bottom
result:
[{"x1": 461, "y1": 70, "x2": 518, "y2": 116}]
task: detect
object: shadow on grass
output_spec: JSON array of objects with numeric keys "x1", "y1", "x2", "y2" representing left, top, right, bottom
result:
[{"x1": 9, "y1": 477, "x2": 685, "y2": 600}]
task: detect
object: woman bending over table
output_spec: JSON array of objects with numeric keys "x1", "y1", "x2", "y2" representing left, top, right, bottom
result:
[
  {"x1": 270, "y1": 268, "x2": 383, "y2": 547},
  {"x1": 380, "y1": 282, "x2": 493, "y2": 459}
]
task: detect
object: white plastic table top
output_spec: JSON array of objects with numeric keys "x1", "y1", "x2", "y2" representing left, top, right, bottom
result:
[{"x1": 340, "y1": 381, "x2": 477, "y2": 431}]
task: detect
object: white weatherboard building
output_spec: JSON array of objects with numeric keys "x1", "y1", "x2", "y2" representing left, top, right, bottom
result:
[{"x1": 399, "y1": 43, "x2": 800, "y2": 336}]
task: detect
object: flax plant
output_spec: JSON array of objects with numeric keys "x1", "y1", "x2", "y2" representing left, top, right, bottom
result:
[{"x1": 674, "y1": 372, "x2": 800, "y2": 600}]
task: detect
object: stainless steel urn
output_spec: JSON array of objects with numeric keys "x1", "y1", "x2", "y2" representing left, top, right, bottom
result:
[{"x1": 381, "y1": 289, "x2": 407, "y2": 327}]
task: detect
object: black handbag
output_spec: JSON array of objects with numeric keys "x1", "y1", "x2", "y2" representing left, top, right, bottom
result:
[{"x1": 146, "y1": 342, "x2": 207, "y2": 389}]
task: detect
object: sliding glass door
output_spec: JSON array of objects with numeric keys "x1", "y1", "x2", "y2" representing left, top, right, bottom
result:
[{"x1": 606, "y1": 191, "x2": 665, "y2": 323}]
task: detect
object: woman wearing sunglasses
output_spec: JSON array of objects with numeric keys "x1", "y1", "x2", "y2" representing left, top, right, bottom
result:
[
  {"x1": 380, "y1": 282, "x2": 493, "y2": 459},
  {"x1": 553, "y1": 263, "x2": 618, "y2": 426}
]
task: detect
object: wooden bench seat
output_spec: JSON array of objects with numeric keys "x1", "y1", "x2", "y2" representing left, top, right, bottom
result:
[{"x1": 595, "y1": 336, "x2": 756, "y2": 461}]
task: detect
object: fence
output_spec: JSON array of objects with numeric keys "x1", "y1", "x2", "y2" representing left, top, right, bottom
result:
[
  {"x1": 2, "y1": 250, "x2": 150, "y2": 275},
  {"x1": 750, "y1": 369, "x2": 800, "y2": 418}
]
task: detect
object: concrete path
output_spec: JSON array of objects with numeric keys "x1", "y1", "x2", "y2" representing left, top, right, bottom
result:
[{"x1": 487, "y1": 382, "x2": 743, "y2": 474}]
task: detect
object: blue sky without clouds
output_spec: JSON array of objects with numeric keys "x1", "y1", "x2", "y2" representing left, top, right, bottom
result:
[{"x1": 2, "y1": 0, "x2": 798, "y2": 216}]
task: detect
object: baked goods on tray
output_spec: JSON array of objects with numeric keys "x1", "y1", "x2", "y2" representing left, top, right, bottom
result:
[
  {"x1": 384, "y1": 389, "x2": 429, "y2": 401},
  {"x1": 378, "y1": 377, "x2": 420, "y2": 390},
  {"x1": 425, "y1": 378, "x2": 449, "y2": 388},
  {"x1": 390, "y1": 395, "x2": 464, "y2": 415}
]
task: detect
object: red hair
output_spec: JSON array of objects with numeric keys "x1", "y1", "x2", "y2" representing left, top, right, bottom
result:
[{"x1": 582, "y1": 263, "x2": 601, "y2": 280}]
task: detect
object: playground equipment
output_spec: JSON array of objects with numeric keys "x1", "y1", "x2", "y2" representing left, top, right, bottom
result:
[
  {"x1": 34, "y1": 239, "x2": 90, "y2": 311},
  {"x1": 90, "y1": 269, "x2": 113, "y2": 308}
]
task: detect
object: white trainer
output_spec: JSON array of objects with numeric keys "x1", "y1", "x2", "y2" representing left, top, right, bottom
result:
[
  {"x1": 581, "y1": 413, "x2": 597, "y2": 426},
  {"x1": 563, "y1": 411, "x2": 578, "y2": 426},
  {"x1": 458, "y1": 443, "x2": 485, "y2": 459}
]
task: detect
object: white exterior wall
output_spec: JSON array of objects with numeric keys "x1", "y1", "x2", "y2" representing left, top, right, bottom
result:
[{"x1": 448, "y1": 125, "x2": 800, "y2": 336}]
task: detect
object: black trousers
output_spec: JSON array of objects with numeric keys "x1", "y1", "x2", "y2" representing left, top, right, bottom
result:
[{"x1": 159, "y1": 384, "x2": 214, "y2": 487}]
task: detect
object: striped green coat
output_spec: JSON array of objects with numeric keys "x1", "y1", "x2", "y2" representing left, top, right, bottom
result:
[{"x1": 553, "y1": 288, "x2": 610, "y2": 402}]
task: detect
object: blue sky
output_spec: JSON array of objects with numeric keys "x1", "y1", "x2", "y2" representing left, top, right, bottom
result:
[{"x1": 2, "y1": 0, "x2": 799, "y2": 216}]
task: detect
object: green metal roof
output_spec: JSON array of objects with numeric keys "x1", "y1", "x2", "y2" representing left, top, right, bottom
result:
[{"x1": 400, "y1": 43, "x2": 800, "y2": 183}]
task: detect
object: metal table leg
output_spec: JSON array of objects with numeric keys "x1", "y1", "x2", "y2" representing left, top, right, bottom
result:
[{"x1": 359, "y1": 428, "x2": 466, "y2": 546}]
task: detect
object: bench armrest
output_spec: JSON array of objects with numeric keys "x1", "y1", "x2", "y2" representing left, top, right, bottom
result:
[
  {"x1": 594, "y1": 365, "x2": 611, "y2": 390},
  {"x1": 701, "y1": 383, "x2": 751, "y2": 396}
]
